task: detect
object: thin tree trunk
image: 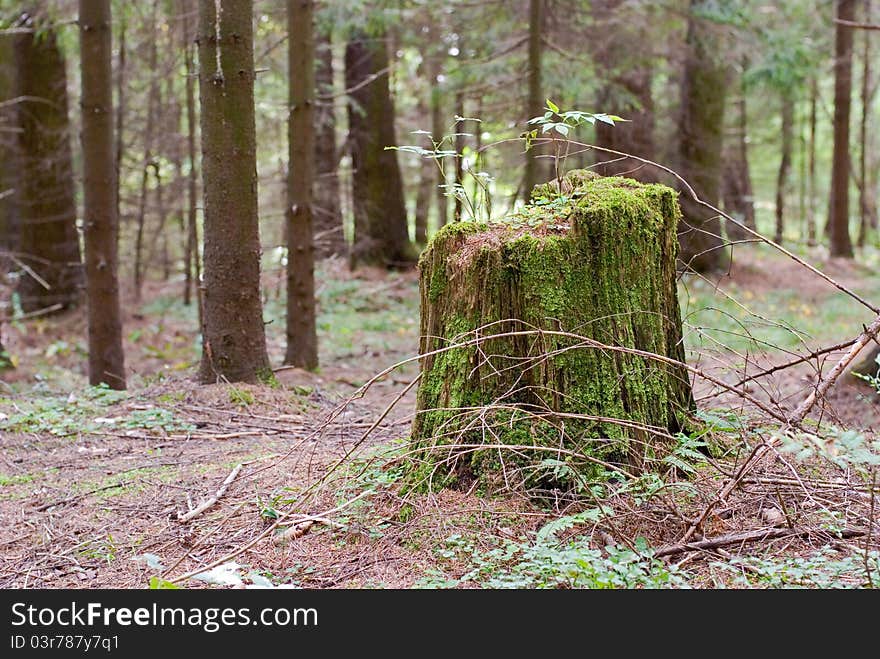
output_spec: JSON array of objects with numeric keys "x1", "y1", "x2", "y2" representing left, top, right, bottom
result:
[
  {"x1": 523, "y1": 0, "x2": 543, "y2": 198},
  {"x1": 858, "y1": 0, "x2": 876, "y2": 247},
  {"x1": 14, "y1": 17, "x2": 82, "y2": 312},
  {"x1": 114, "y1": 11, "x2": 126, "y2": 227},
  {"x1": 775, "y1": 92, "x2": 794, "y2": 244},
  {"x1": 134, "y1": 0, "x2": 161, "y2": 300},
  {"x1": 428, "y1": 34, "x2": 448, "y2": 229},
  {"x1": 807, "y1": 77, "x2": 818, "y2": 246},
  {"x1": 183, "y1": 3, "x2": 200, "y2": 321},
  {"x1": 313, "y1": 27, "x2": 343, "y2": 258},
  {"x1": 285, "y1": 0, "x2": 318, "y2": 369},
  {"x1": 722, "y1": 59, "x2": 755, "y2": 243},
  {"x1": 798, "y1": 100, "x2": 807, "y2": 239},
  {"x1": 345, "y1": 30, "x2": 412, "y2": 267},
  {"x1": 677, "y1": 0, "x2": 728, "y2": 272},
  {"x1": 472, "y1": 96, "x2": 484, "y2": 204},
  {"x1": 591, "y1": 0, "x2": 656, "y2": 181},
  {"x1": 829, "y1": 0, "x2": 856, "y2": 258},
  {"x1": 453, "y1": 92, "x2": 465, "y2": 222},
  {"x1": 0, "y1": 33, "x2": 19, "y2": 269},
  {"x1": 197, "y1": 0, "x2": 271, "y2": 383},
  {"x1": 79, "y1": 0, "x2": 126, "y2": 389},
  {"x1": 414, "y1": 139, "x2": 432, "y2": 244}
]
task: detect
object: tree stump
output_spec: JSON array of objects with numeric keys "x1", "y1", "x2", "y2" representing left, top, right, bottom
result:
[{"x1": 410, "y1": 172, "x2": 695, "y2": 491}]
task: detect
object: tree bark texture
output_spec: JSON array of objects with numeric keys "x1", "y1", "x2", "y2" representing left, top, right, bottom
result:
[
  {"x1": 313, "y1": 27, "x2": 344, "y2": 258},
  {"x1": 14, "y1": 17, "x2": 82, "y2": 312},
  {"x1": 721, "y1": 63, "x2": 755, "y2": 242},
  {"x1": 774, "y1": 91, "x2": 794, "y2": 244},
  {"x1": 345, "y1": 30, "x2": 412, "y2": 267},
  {"x1": 522, "y1": 0, "x2": 543, "y2": 198},
  {"x1": 0, "y1": 34, "x2": 19, "y2": 266},
  {"x1": 428, "y1": 36, "x2": 448, "y2": 230},
  {"x1": 591, "y1": 0, "x2": 656, "y2": 181},
  {"x1": 829, "y1": 0, "x2": 855, "y2": 258},
  {"x1": 285, "y1": 0, "x2": 318, "y2": 369},
  {"x1": 411, "y1": 172, "x2": 695, "y2": 489},
  {"x1": 79, "y1": 0, "x2": 127, "y2": 389},
  {"x1": 182, "y1": 3, "x2": 201, "y2": 320},
  {"x1": 677, "y1": 0, "x2": 728, "y2": 273},
  {"x1": 806, "y1": 77, "x2": 818, "y2": 246},
  {"x1": 857, "y1": 0, "x2": 878, "y2": 247},
  {"x1": 197, "y1": 0, "x2": 271, "y2": 384}
]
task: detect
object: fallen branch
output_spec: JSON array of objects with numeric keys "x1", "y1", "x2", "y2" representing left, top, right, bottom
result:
[
  {"x1": 835, "y1": 18, "x2": 880, "y2": 31},
  {"x1": 656, "y1": 526, "x2": 867, "y2": 558},
  {"x1": 732, "y1": 338, "x2": 858, "y2": 389},
  {"x1": 169, "y1": 488, "x2": 374, "y2": 584},
  {"x1": 177, "y1": 463, "x2": 243, "y2": 523},
  {"x1": 788, "y1": 315, "x2": 880, "y2": 425},
  {"x1": 34, "y1": 482, "x2": 131, "y2": 512},
  {"x1": 274, "y1": 514, "x2": 345, "y2": 544}
]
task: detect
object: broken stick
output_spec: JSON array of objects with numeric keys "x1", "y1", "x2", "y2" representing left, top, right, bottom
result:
[{"x1": 177, "y1": 463, "x2": 243, "y2": 523}]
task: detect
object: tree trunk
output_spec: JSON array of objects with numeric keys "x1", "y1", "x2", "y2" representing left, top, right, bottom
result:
[
  {"x1": 829, "y1": 0, "x2": 855, "y2": 258},
  {"x1": 774, "y1": 91, "x2": 794, "y2": 245},
  {"x1": 722, "y1": 61, "x2": 755, "y2": 243},
  {"x1": 133, "y1": 0, "x2": 161, "y2": 301},
  {"x1": 857, "y1": 0, "x2": 877, "y2": 247},
  {"x1": 677, "y1": 0, "x2": 728, "y2": 273},
  {"x1": 410, "y1": 173, "x2": 694, "y2": 489},
  {"x1": 79, "y1": 0, "x2": 127, "y2": 389},
  {"x1": 0, "y1": 33, "x2": 19, "y2": 269},
  {"x1": 114, "y1": 11, "x2": 126, "y2": 227},
  {"x1": 414, "y1": 144, "x2": 432, "y2": 244},
  {"x1": 313, "y1": 27, "x2": 344, "y2": 258},
  {"x1": 285, "y1": 0, "x2": 318, "y2": 369},
  {"x1": 807, "y1": 77, "x2": 818, "y2": 246},
  {"x1": 591, "y1": 0, "x2": 656, "y2": 181},
  {"x1": 852, "y1": 345, "x2": 880, "y2": 379},
  {"x1": 428, "y1": 35, "x2": 448, "y2": 230},
  {"x1": 522, "y1": 0, "x2": 543, "y2": 198},
  {"x1": 183, "y1": 3, "x2": 201, "y2": 322},
  {"x1": 197, "y1": 0, "x2": 271, "y2": 384},
  {"x1": 14, "y1": 17, "x2": 82, "y2": 312},
  {"x1": 453, "y1": 92, "x2": 465, "y2": 222},
  {"x1": 345, "y1": 30, "x2": 413, "y2": 267}
]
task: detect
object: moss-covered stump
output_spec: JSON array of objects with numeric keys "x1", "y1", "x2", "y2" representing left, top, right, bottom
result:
[{"x1": 410, "y1": 172, "x2": 695, "y2": 491}]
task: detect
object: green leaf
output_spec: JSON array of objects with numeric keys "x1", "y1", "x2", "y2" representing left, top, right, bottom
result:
[
  {"x1": 149, "y1": 576, "x2": 180, "y2": 589},
  {"x1": 546, "y1": 99, "x2": 560, "y2": 113}
]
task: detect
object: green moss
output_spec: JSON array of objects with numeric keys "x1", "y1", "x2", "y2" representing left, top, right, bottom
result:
[
  {"x1": 530, "y1": 168, "x2": 600, "y2": 200},
  {"x1": 409, "y1": 175, "x2": 695, "y2": 492},
  {"x1": 255, "y1": 367, "x2": 280, "y2": 387}
]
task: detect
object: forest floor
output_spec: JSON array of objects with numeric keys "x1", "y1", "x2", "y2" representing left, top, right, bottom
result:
[{"x1": 1, "y1": 246, "x2": 879, "y2": 589}]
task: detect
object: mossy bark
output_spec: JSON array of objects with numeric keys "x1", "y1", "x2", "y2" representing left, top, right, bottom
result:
[{"x1": 411, "y1": 173, "x2": 694, "y2": 490}]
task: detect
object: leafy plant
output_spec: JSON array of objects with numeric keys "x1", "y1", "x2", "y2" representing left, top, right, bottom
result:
[
  {"x1": 715, "y1": 547, "x2": 879, "y2": 589},
  {"x1": 0, "y1": 384, "x2": 193, "y2": 436},
  {"x1": 421, "y1": 514, "x2": 687, "y2": 589},
  {"x1": 525, "y1": 100, "x2": 625, "y2": 193},
  {"x1": 390, "y1": 119, "x2": 494, "y2": 223}
]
